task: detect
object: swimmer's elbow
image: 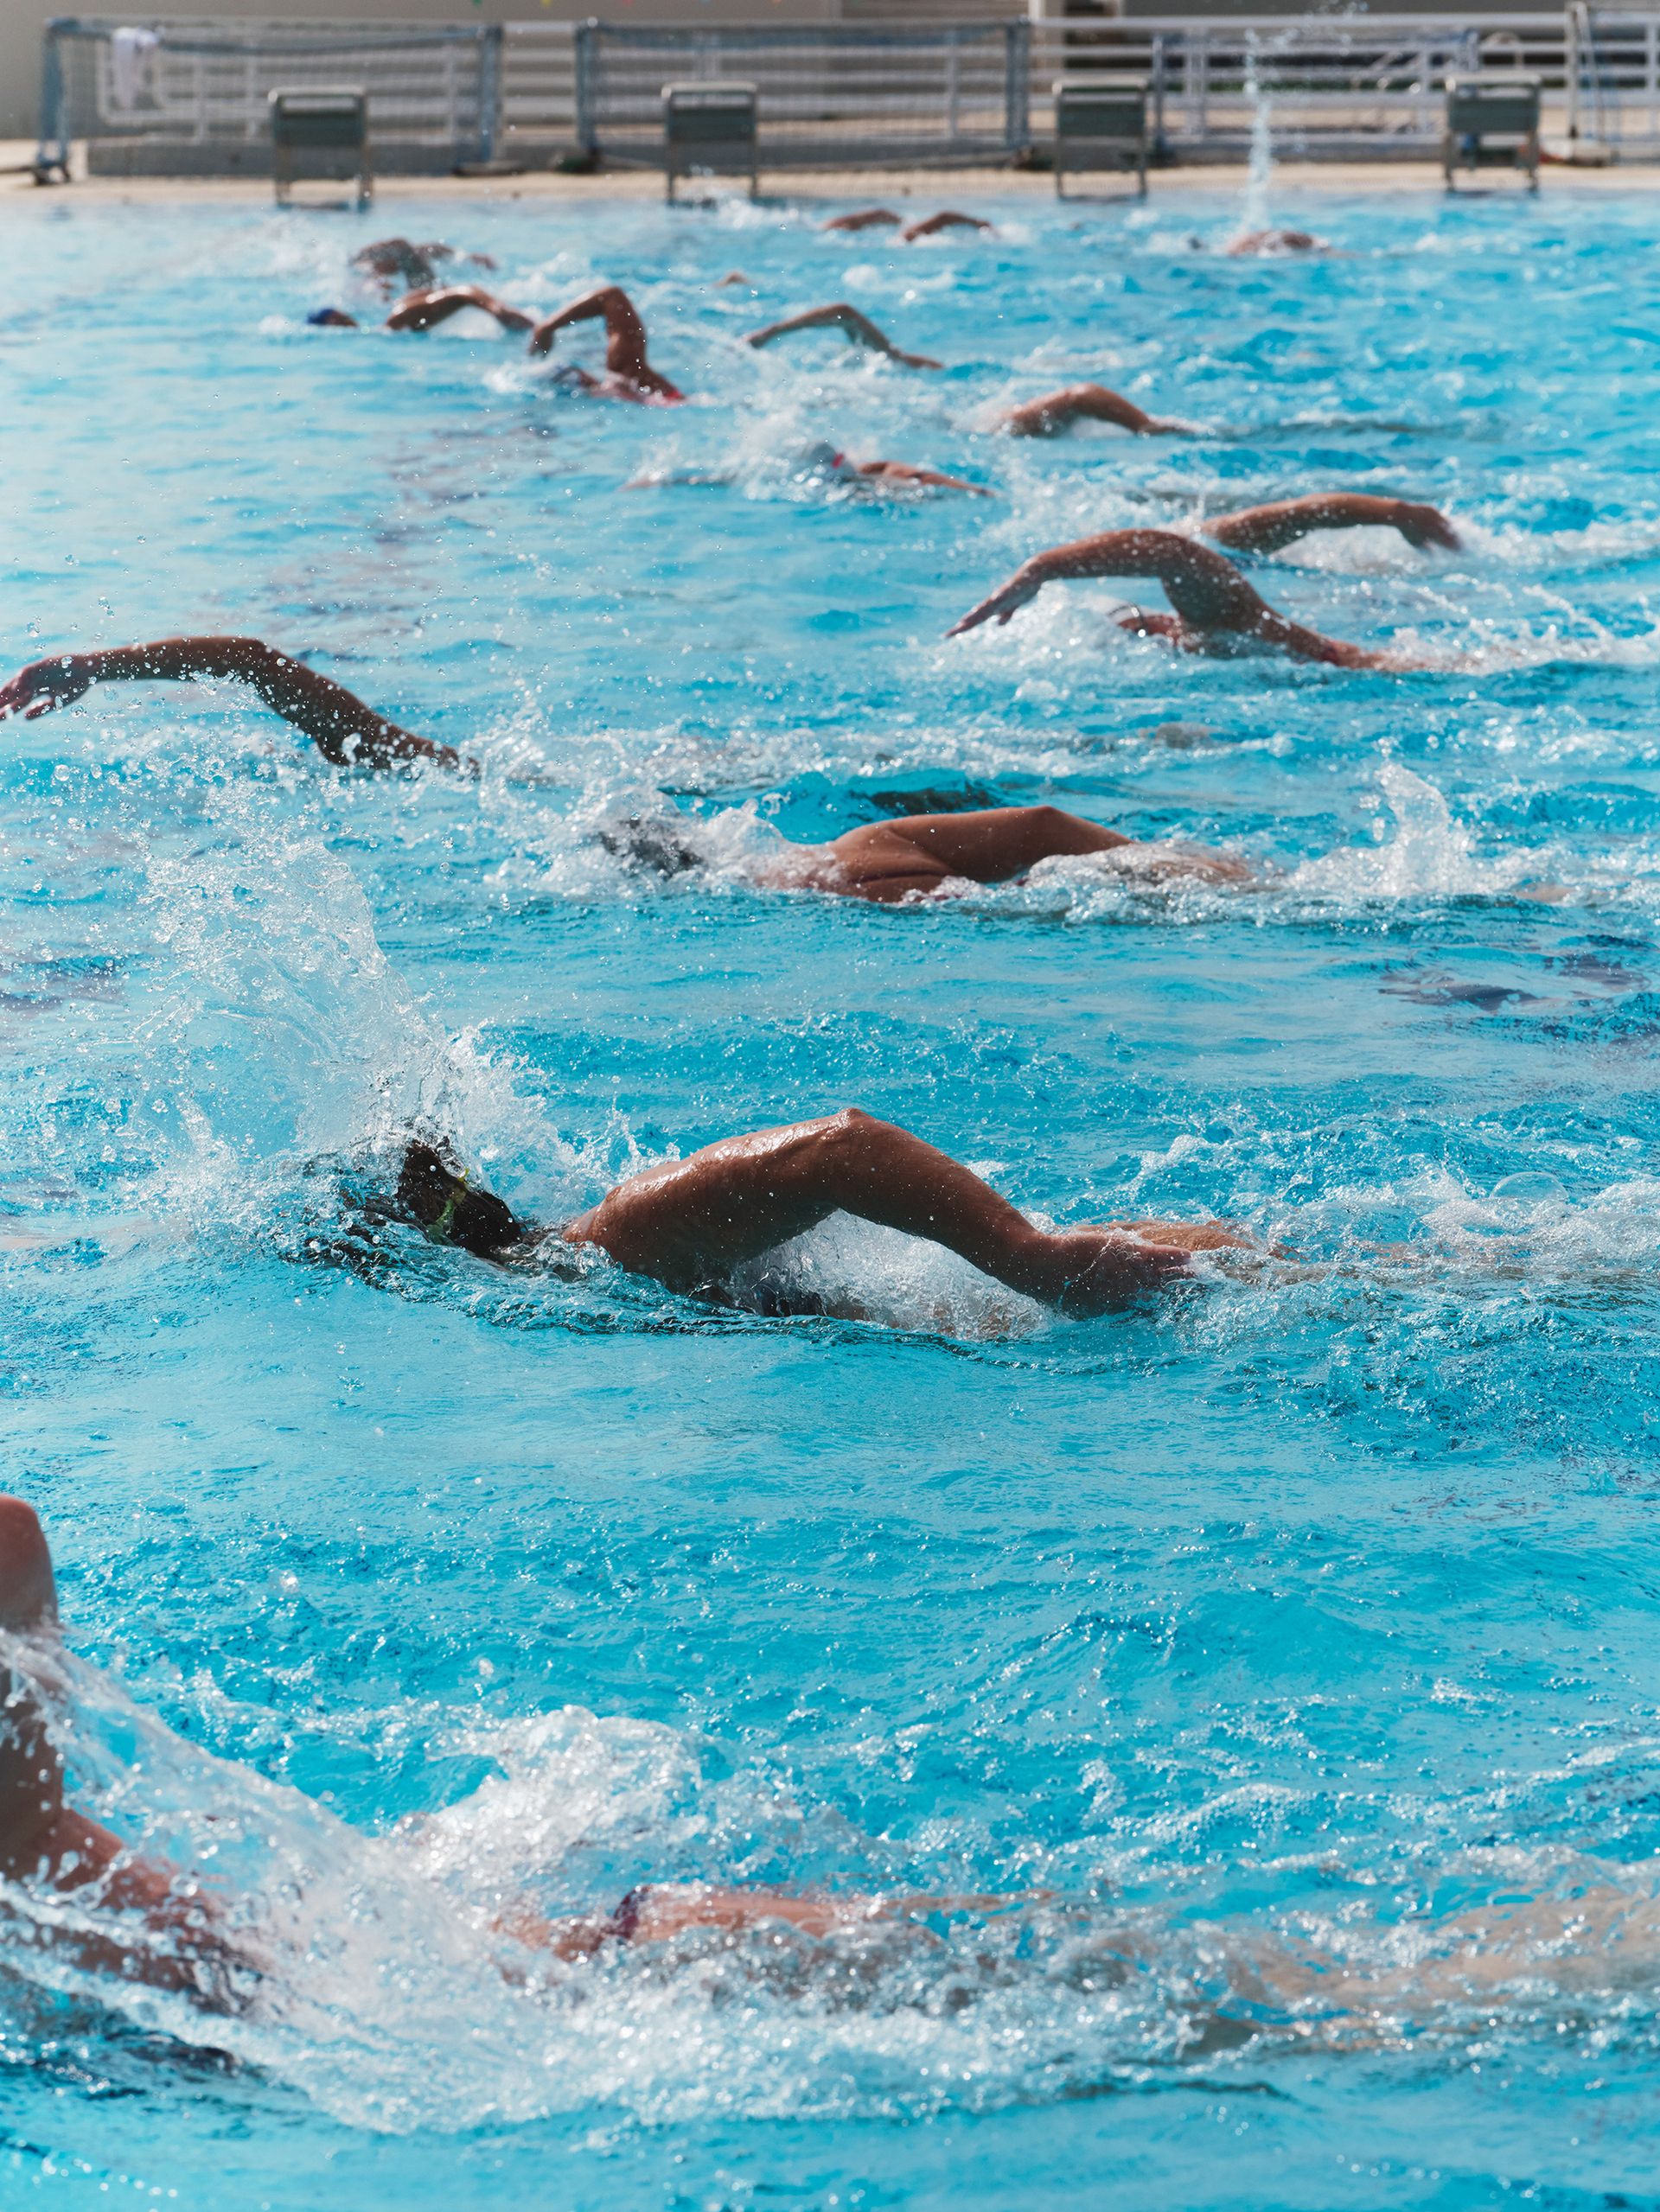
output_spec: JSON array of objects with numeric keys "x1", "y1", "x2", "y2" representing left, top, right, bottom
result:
[{"x1": 223, "y1": 637, "x2": 288, "y2": 685}]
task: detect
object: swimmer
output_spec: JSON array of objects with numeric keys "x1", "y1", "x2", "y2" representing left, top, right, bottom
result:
[
  {"x1": 13, "y1": 1503, "x2": 1637, "y2": 2037},
  {"x1": 1225, "y1": 227, "x2": 1329, "y2": 256},
  {"x1": 744, "y1": 303, "x2": 943, "y2": 371},
  {"x1": 0, "y1": 637, "x2": 468, "y2": 773},
  {"x1": 0, "y1": 1497, "x2": 234, "y2": 1999},
  {"x1": 1204, "y1": 492, "x2": 1461, "y2": 556},
  {"x1": 803, "y1": 443, "x2": 988, "y2": 494},
  {"x1": 311, "y1": 285, "x2": 533, "y2": 335},
  {"x1": 603, "y1": 800, "x2": 1248, "y2": 900},
  {"x1": 527, "y1": 285, "x2": 685, "y2": 404},
  {"x1": 1000, "y1": 385, "x2": 1188, "y2": 438},
  {"x1": 947, "y1": 528, "x2": 1425, "y2": 669},
  {"x1": 822, "y1": 208, "x2": 992, "y2": 241},
  {"x1": 350, "y1": 238, "x2": 499, "y2": 293},
  {"x1": 394, "y1": 1111, "x2": 1235, "y2": 1316},
  {"x1": 0, "y1": 1495, "x2": 1015, "y2": 2001},
  {"x1": 633, "y1": 438, "x2": 987, "y2": 497}
]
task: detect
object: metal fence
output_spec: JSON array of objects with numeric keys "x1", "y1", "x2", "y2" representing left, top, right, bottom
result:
[
  {"x1": 1029, "y1": 15, "x2": 1564, "y2": 157},
  {"x1": 496, "y1": 13, "x2": 1570, "y2": 170},
  {"x1": 557, "y1": 21, "x2": 1030, "y2": 169},
  {"x1": 1567, "y1": 3, "x2": 1660, "y2": 150},
  {"x1": 38, "y1": 9, "x2": 1660, "y2": 176},
  {"x1": 37, "y1": 16, "x2": 501, "y2": 177}
]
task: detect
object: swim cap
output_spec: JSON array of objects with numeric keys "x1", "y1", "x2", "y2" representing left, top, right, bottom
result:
[
  {"x1": 307, "y1": 306, "x2": 354, "y2": 327},
  {"x1": 793, "y1": 440, "x2": 851, "y2": 477},
  {"x1": 596, "y1": 812, "x2": 706, "y2": 877}
]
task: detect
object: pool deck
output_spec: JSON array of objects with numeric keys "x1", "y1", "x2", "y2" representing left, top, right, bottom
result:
[{"x1": 5, "y1": 142, "x2": 1660, "y2": 207}]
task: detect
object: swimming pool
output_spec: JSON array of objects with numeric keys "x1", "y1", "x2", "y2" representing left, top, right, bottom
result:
[{"x1": 3, "y1": 178, "x2": 1660, "y2": 2208}]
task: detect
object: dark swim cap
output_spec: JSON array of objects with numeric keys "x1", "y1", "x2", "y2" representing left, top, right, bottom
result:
[
  {"x1": 307, "y1": 307, "x2": 354, "y2": 328},
  {"x1": 596, "y1": 813, "x2": 706, "y2": 877}
]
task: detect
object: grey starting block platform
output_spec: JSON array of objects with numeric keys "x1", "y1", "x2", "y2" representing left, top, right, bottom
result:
[
  {"x1": 662, "y1": 80, "x2": 759, "y2": 202},
  {"x1": 1443, "y1": 74, "x2": 1541, "y2": 190},
  {"x1": 1053, "y1": 76, "x2": 1150, "y2": 200},
  {"x1": 270, "y1": 87, "x2": 371, "y2": 207}
]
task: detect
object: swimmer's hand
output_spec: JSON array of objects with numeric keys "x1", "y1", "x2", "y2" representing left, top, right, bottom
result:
[
  {"x1": 947, "y1": 564, "x2": 1044, "y2": 635},
  {"x1": 0, "y1": 655, "x2": 93, "y2": 720},
  {"x1": 1039, "y1": 1229, "x2": 1195, "y2": 1316},
  {"x1": 1389, "y1": 499, "x2": 1462, "y2": 551}
]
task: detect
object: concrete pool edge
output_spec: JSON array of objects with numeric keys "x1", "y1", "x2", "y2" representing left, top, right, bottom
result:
[{"x1": 6, "y1": 144, "x2": 1660, "y2": 207}]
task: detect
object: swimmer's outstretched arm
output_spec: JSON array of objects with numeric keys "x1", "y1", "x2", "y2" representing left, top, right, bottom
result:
[
  {"x1": 856, "y1": 460, "x2": 992, "y2": 494},
  {"x1": 948, "y1": 529, "x2": 1274, "y2": 635},
  {"x1": 947, "y1": 527, "x2": 1391, "y2": 668},
  {"x1": 744, "y1": 302, "x2": 942, "y2": 371},
  {"x1": 385, "y1": 284, "x2": 533, "y2": 334},
  {"x1": 526, "y1": 286, "x2": 682, "y2": 400},
  {"x1": 0, "y1": 639, "x2": 469, "y2": 772},
  {"x1": 1001, "y1": 384, "x2": 1183, "y2": 439},
  {"x1": 901, "y1": 211, "x2": 991, "y2": 241},
  {"x1": 1206, "y1": 493, "x2": 1460, "y2": 556},
  {"x1": 514, "y1": 1882, "x2": 1019, "y2": 1961},
  {"x1": 527, "y1": 284, "x2": 642, "y2": 364},
  {"x1": 822, "y1": 207, "x2": 901, "y2": 232}
]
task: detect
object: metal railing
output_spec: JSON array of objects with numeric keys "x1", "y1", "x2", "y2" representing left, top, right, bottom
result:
[
  {"x1": 1028, "y1": 15, "x2": 1564, "y2": 158},
  {"x1": 37, "y1": 11, "x2": 1631, "y2": 177},
  {"x1": 505, "y1": 19, "x2": 1031, "y2": 169},
  {"x1": 497, "y1": 13, "x2": 1570, "y2": 170},
  {"x1": 1567, "y1": 3, "x2": 1660, "y2": 150},
  {"x1": 37, "y1": 16, "x2": 501, "y2": 177}
]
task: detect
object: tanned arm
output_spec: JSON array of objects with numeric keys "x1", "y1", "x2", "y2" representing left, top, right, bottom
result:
[
  {"x1": 822, "y1": 208, "x2": 901, "y2": 233},
  {"x1": 744, "y1": 302, "x2": 942, "y2": 371},
  {"x1": 1002, "y1": 384, "x2": 1182, "y2": 438},
  {"x1": 1206, "y1": 493, "x2": 1460, "y2": 555},
  {"x1": 855, "y1": 461, "x2": 993, "y2": 494},
  {"x1": 0, "y1": 638, "x2": 468, "y2": 771},
  {"x1": 901, "y1": 211, "x2": 991, "y2": 241},
  {"x1": 946, "y1": 529, "x2": 1390, "y2": 667},
  {"x1": 948, "y1": 530, "x2": 1274, "y2": 637},
  {"x1": 562, "y1": 1107, "x2": 1194, "y2": 1316},
  {"x1": 385, "y1": 285, "x2": 533, "y2": 335},
  {"x1": 527, "y1": 285, "x2": 642, "y2": 362}
]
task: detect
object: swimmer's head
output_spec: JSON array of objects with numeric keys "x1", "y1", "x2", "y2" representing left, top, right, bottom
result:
[
  {"x1": 307, "y1": 307, "x2": 358, "y2": 328},
  {"x1": 790, "y1": 439, "x2": 852, "y2": 481},
  {"x1": 596, "y1": 811, "x2": 707, "y2": 878},
  {"x1": 396, "y1": 1142, "x2": 527, "y2": 1262}
]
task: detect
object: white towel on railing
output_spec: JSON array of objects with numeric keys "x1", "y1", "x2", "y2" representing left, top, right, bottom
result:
[{"x1": 110, "y1": 27, "x2": 160, "y2": 111}]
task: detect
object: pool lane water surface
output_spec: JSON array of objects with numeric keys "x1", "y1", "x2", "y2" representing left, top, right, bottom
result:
[{"x1": 3, "y1": 186, "x2": 1660, "y2": 2209}]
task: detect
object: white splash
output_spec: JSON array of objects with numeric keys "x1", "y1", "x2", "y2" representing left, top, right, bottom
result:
[
  {"x1": 1286, "y1": 760, "x2": 1536, "y2": 903},
  {"x1": 1242, "y1": 43, "x2": 1274, "y2": 239}
]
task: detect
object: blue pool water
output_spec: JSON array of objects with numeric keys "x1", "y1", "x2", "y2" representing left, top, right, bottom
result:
[{"x1": 4, "y1": 181, "x2": 1660, "y2": 2208}]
